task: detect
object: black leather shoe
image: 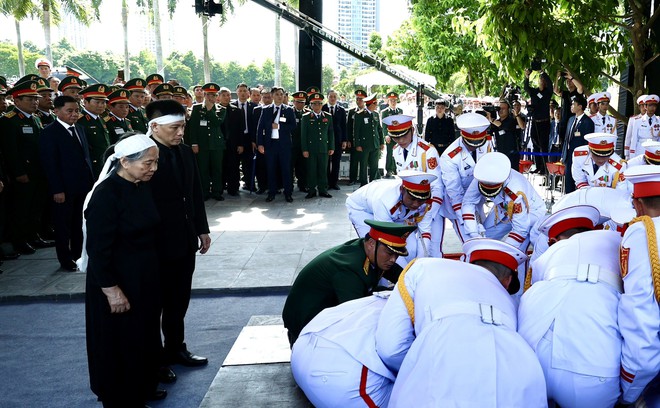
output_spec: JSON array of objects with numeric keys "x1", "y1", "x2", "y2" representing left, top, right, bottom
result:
[
  {"x1": 319, "y1": 192, "x2": 332, "y2": 198},
  {"x1": 285, "y1": 195, "x2": 293, "y2": 203},
  {"x1": 30, "y1": 238, "x2": 55, "y2": 249},
  {"x1": 305, "y1": 191, "x2": 317, "y2": 199},
  {"x1": 14, "y1": 242, "x2": 36, "y2": 255},
  {"x1": 148, "y1": 389, "x2": 167, "y2": 401},
  {"x1": 60, "y1": 260, "x2": 78, "y2": 272},
  {"x1": 265, "y1": 195, "x2": 275, "y2": 202},
  {"x1": 158, "y1": 366, "x2": 177, "y2": 384},
  {"x1": 330, "y1": 185, "x2": 340, "y2": 191},
  {"x1": 169, "y1": 348, "x2": 208, "y2": 367}
]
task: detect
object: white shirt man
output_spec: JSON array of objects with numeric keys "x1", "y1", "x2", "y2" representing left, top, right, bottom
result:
[{"x1": 624, "y1": 95, "x2": 647, "y2": 159}]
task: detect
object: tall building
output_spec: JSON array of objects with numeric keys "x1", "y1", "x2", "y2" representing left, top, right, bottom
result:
[{"x1": 336, "y1": 0, "x2": 380, "y2": 69}]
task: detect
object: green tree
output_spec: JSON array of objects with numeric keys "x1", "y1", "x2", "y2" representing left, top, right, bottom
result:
[
  {"x1": 0, "y1": 40, "x2": 42, "y2": 79},
  {"x1": 368, "y1": 32, "x2": 384, "y2": 59},
  {"x1": 322, "y1": 64, "x2": 335, "y2": 92},
  {"x1": 67, "y1": 50, "x2": 118, "y2": 84},
  {"x1": 51, "y1": 37, "x2": 75, "y2": 65}
]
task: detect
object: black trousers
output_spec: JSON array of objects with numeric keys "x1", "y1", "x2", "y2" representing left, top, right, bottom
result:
[
  {"x1": 266, "y1": 142, "x2": 293, "y2": 196},
  {"x1": 8, "y1": 179, "x2": 45, "y2": 243},
  {"x1": 160, "y1": 252, "x2": 196, "y2": 355},
  {"x1": 530, "y1": 119, "x2": 551, "y2": 175},
  {"x1": 52, "y1": 191, "x2": 86, "y2": 265},
  {"x1": 223, "y1": 145, "x2": 241, "y2": 194},
  {"x1": 328, "y1": 149, "x2": 342, "y2": 188},
  {"x1": 240, "y1": 149, "x2": 255, "y2": 190}
]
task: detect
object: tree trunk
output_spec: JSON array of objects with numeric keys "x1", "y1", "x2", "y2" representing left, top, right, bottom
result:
[
  {"x1": 483, "y1": 74, "x2": 490, "y2": 96},
  {"x1": 42, "y1": 0, "x2": 52, "y2": 62},
  {"x1": 467, "y1": 66, "x2": 477, "y2": 97},
  {"x1": 152, "y1": 0, "x2": 164, "y2": 75},
  {"x1": 202, "y1": 14, "x2": 210, "y2": 83},
  {"x1": 274, "y1": 15, "x2": 281, "y2": 87},
  {"x1": 122, "y1": 0, "x2": 130, "y2": 79},
  {"x1": 630, "y1": 9, "x2": 646, "y2": 116},
  {"x1": 15, "y1": 19, "x2": 25, "y2": 77}
]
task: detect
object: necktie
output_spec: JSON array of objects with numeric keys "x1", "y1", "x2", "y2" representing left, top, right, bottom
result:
[
  {"x1": 592, "y1": 163, "x2": 599, "y2": 174},
  {"x1": 403, "y1": 148, "x2": 408, "y2": 160},
  {"x1": 651, "y1": 118, "x2": 653, "y2": 126},
  {"x1": 69, "y1": 126, "x2": 81, "y2": 146},
  {"x1": 241, "y1": 103, "x2": 248, "y2": 133},
  {"x1": 273, "y1": 106, "x2": 280, "y2": 123},
  {"x1": 471, "y1": 149, "x2": 477, "y2": 162},
  {"x1": 602, "y1": 117, "x2": 605, "y2": 125}
]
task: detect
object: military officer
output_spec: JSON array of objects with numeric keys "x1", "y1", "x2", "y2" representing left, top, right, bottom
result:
[
  {"x1": 353, "y1": 94, "x2": 384, "y2": 186},
  {"x1": 145, "y1": 73, "x2": 164, "y2": 101},
  {"x1": 462, "y1": 152, "x2": 546, "y2": 252},
  {"x1": 186, "y1": 82, "x2": 226, "y2": 201},
  {"x1": 627, "y1": 140, "x2": 660, "y2": 169},
  {"x1": 172, "y1": 86, "x2": 187, "y2": 106},
  {"x1": 301, "y1": 92, "x2": 334, "y2": 199},
  {"x1": 152, "y1": 83, "x2": 174, "y2": 101},
  {"x1": 571, "y1": 132, "x2": 626, "y2": 190},
  {"x1": 35, "y1": 78, "x2": 56, "y2": 126},
  {"x1": 0, "y1": 80, "x2": 49, "y2": 254},
  {"x1": 618, "y1": 165, "x2": 660, "y2": 406},
  {"x1": 105, "y1": 89, "x2": 134, "y2": 144},
  {"x1": 381, "y1": 91, "x2": 403, "y2": 178},
  {"x1": 217, "y1": 87, "x2": 243, "y2": 196},
  {"x1": 322, "y1": 90, "x2": 347, "y2": 191},
  {"x1": 624, "y1": 95, "x2": 647, "y2": 159},
  {"x1": 77, "y1": 84, "x2": 110, "y2": 178},
  {"x1": 58, "y1": 76, "x2": 84, "y2": 102},
  {"x1": 290, "y1": 91, "x2": 309, "y2": 193},
  {"x1": 124, "y1": 78, "x2": 149, "y2": 134},
  {"x1": 346, "y1": 171, "x2": 436, "y2": 266},
  {"x1": 629, "y1": 94, "x2": 660, "y2": 160},
  {"x1": 375, "y1": 240, "x2": 546, "y2": 407},
  {"x1": 282, "y1": 219, "x2": 416, "y2": 346},
  {"x1": 591, "y1": 91, "x2": 617, "y2": 134},
  {"x1": 439, "y1": 112, "x2": 495, "y2": 242},
  {"x1": 35, "y1": 58, "x2": 51, "y2": 79},
  {"x1": 587, "y1": 93, "x2": 599, "y2": 117},
  {"x1": 347, "y1": 89, "x2": 367, "y2": 185}
]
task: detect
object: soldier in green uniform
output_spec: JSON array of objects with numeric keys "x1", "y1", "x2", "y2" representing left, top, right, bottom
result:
[
  {"x1": 58, "y1": 76, "x2": 84, "y2": 103},
  {"x1": 291, "y1": 91, "x2": 309, "y2": 192},
  {"x1": 77, "y1": 84, "x2": 110, "y2": 178},
  {"x1": 301, "y1": 92, "x2": 334, "y2": 199},
  {"x1": 172, "y1": 86, "x2": 187, "y2": 106},
  {"x1": 105, "y1": 89, "x2": 134, "y2": 144},
  {"x1": 124, "y1": 78, "x2": 149, "y2": 134},
  {"x1": 381, "y1": 91, "x2": 403, "y2": 178},
  {"x1": 145, "y1": 74, "x2": 164, "y2": 102},
  {"x1": 186, "y1": 83, "x2": 226, "y2": 201},
  {"x1": 354, "y1": 94, "x2": 384, "y2": 186},
  {"x1": 35, "y1": 78, "x2": 56, "y2": 126},
  {"x1": 152, "y1": 83, "x2": 174, "y2": 101},
  {"x1": 0, "y1": 81, "x2": 49, "y2": 254},
  {"x1": 282, "y1": 219, "x2": 416, "y2": 346},
  {"x1": 348, "y1": 89, "x2": 367, "y2": 185}
]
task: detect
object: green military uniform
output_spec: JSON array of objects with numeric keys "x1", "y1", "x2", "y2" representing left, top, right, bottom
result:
[
  {"x1": 35, "y1": 110, "x2": 55, "y2": 126},
  {"x1": 381, "y1": 95, "x2": 403, "y2": 177},
  {"x1": 348, "y1": 90, "x2": 367, "y2": 184},
  {"x1": 281, "y1": 220, "x2": 416, "y2": 345},
  {"x1": 291, "y1": 102, "x2": 309, "y2": 192},
  {"x1": 77, "y1": 110, "x2": 109, "y2": 177},
  {"x1": 353, "y1": 106, "x2": 384, "y2": 186},
  {"x1": 105, "y1": 115, "x2": 134, "y2": 144},
  {"x1": 127, "y1": 105, "x2": 148, "y2": 134},
  {"x1": 186, "y1": 97, "x2": 226, "y2": 200},
  {"x1": 0, "y1": 81, "x2": 47, "y2": 246},
  {"x1": 301, "y1": 107, "x2": 334, "y2": 195}
]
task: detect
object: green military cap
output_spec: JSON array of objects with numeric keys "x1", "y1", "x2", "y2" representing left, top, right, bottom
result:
[
  {"x1": 9, "y1": 80, "x2": 40, "y2": 98},
  {"x1": 80, "y1": 84, "x2": 109, "y2": 100},
  {"x1": 153, "y1": 83, "x2": 174, "y2": 96},
  {"x1": 146, "y1": 74, "x2": 164, "y2": 86},
  {"x1": 107, "y1": 85, "x2": 122, "y2": 93},
  {"x1": 15, "y1": 74, "x2": 40, "y2": 85},
  {"x1": 354, "y1": 89, "x2": 367, "y2": 99},
  {"x1": 308, "y1": 92, "x2": 324, "y2": 103},
  {"x1": 35, "y1": 78, "x2": 52, "y2": 92},
  {"x1": 108, "y1": 89, "x2": 130, "y2": 105},
  {"x1": 292, "y1": 91, "x2": 307, "y2": 102},
  {"x1": 364, "y1": 219, "x2": 416, "y2": 256},
  {"x1": 202, "y1": 83, "x2": 220, "y2": 93},
  {"x1": 58, "y1": 76, "x2": 83, "y2": 92},
  {"x1": 386, "y1": 91, "x2": 399, "y2": 100},
  {"x1": 124, "y1": 78, "x2": 146, "y2": 92},
  {"x1": 173, "y1": 86, "x2": 187, "y2": 97},
  {"x1": 306, "y1": 86, "x2": 321, "y2": 94}
]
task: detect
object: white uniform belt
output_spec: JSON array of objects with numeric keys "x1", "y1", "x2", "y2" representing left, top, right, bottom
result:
[
  {"x1": 429, "y1": 301, "x2": 515, "y2": 329},
  {"x1": 544, "y1": 264, "x2": 623, "y2": 293}
]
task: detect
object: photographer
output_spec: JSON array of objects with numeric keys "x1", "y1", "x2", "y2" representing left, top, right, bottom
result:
[
  {"x1": 553, "y1": 71, "x2": 585, "y2": 140},
  {"x1": 487, "y1": 100, "x2": 523, "y2": 170},
  {"x1": 524, "y1": 67, "x2": 553, "y2": 175},
  {"x1": 424, "y1": 99, "x2": 456, "y2": 154}
]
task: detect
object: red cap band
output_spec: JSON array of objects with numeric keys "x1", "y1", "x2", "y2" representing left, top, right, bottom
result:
[
  {"x1": 633, "y1": 181, "x2": 660, "y2": 198},
  {"x1": 369, "y1": 228, "x2": 406, "y2": 247},
  {"x1": 548, "y1": 217, "x2": 595, "y2": 239},
  {"x1": 460, "y1": 129, "x2": 488, "y2": 140},
  {"x1": 402, "y1": 179, "x2": 431, "y2": 192},
  {"x1": 469, "y1": 249, "x2": 518, "y2": 271}
]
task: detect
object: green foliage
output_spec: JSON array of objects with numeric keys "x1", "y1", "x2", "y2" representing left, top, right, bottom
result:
[
  {"x1": 368, "y1": 32, "x2": 384, "y2": 59},
  {"x1": 0, "y1": 40, "x2": 42, "y2": 79}
]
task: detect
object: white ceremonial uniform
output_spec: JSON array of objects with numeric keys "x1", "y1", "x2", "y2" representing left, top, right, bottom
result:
[
  {"x1": 629, "y1": 114, "x2": 660, "y2": 159},
  {"x1": 571, "y1": 146, "x2": 627, "y2": 190},
  {"x1": 461, "y1": 170, "x2": 546, "y2": 250},
  {"x1": 439, "y1": 137, "x2": 494, "y2": 242},
  {"x1": 592, "y1": 112, "x2": 617, "y2": 134},
  {"x1": 393, "y1": 135, "x2": 445, "y2": 257},
  {"x1": 375, "y1": 258, "x2": 547, "y2": 407},
  {"x1": 346, "y1": 179, "x2": 433, "y2": 265},
  {"x1": 291, "y1": 294, "x2": 396, "y2": 408},
  {"x1": 618, "y1": 218, "x2": 660, "y2": 404},
  {"x1": 519, "y1": 230, "x2": 622, "y2": 407},
  {"x1": 624, "y1": 114, "x2": 642, "y2": 160}
]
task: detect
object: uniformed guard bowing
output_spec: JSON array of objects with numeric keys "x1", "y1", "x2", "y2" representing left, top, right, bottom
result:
[
  {"x1": 571, "y1": 132, "x2": 626, "y2": 190},
  {"x1": 301, "y1": 92, "x2": 334, "y2": 199},
  {"x1": 282, "y1": 219, "x2": 416, "y2": 347}
]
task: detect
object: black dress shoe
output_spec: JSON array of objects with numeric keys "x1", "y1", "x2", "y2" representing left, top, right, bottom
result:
[
  {"x1": 319, "y1": 192, "x2": 332, "y2": 198},
  {"x1": 285, "y1": 195, "x2": 293, "y2": 203},
  {"x1": 30, "y1": 238, "x2": 55, "y2": 249},
  {"x1": 148, "y1": 389, "x2": 167, "y2": 401},
  {"x1": 330, "y1": 185, "x2": 340, "y2": 191},
  {"x1": 158, "y1": 366, "x2": 177, "y2": 384},
  {"x1": 60, "y1": 260, "x2": 78, "y2": 272},
  {"x1": 305, "y1": 191, "x2": 317, "y2": 199},
  {"x1": 265, "y1": 195, "x2": 275, "y2": 202},
  {"x1": 169, "y1": 347, "x2": 208, "y2": 367},
  {"x1": 14, "y1": 242, "x2": 36, "y2": 255}
]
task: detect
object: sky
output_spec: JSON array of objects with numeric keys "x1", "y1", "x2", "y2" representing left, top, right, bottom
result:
[{"x1": 0, "y1": 0, "x2": 410, "y2": 69}]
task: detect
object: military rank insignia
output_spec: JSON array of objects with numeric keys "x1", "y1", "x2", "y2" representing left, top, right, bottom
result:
[
  {"x1": 620, "y1": 246, "x2": 630, "y2": 278},
  {"x1": 428, "y1": 157, "x2": 438, "y2": 170}
]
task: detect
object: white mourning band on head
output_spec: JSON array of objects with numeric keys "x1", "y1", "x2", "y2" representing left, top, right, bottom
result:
[
  {"x1": 146, "y1": 114, "x2": 185, "y2": 136},
  {"x1": 76, "y1": 134, "x2": 157, "y2": 273}
]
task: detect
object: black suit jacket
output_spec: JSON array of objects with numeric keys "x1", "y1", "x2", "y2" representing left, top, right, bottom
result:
[
  {"x1": 322, "y1": 104, "x2": 347, "y2": 149},
  {"x1": 256, "y1": 104, "x2": 297, "y2": 150},
  {"x1": 149, "y1": 138, "x2": 210, "y2": 260},
  {"x1": 39, "y1": 121, "x2": 94, "y2": 195},
  {"x1": 230, "y1": 100, "x2": 255, "y2": 149},
  {"x1": 562, "y1": 114, "x2": 595, "y2": 162}
]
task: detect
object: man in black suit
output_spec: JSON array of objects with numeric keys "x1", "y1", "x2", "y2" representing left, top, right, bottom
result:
[
  {"x1": 39, "y1": 96, "x2": 94, "y2": 271},
  {"x1": 562, "y1": 94, "x2": 594, "y2": 194},
  {"x1": 146, "y1": 100, "x2": 211, "y2": 381},
  {"x1": 322, "y1": 89, "x2": 347, "y2": 190},
  {"x1": 219, "y1": 87, "x2": 244, "y2": 196},
  {"x1": 251, "y1": 89, "x2": 271, "y2": 194},
  {"x1": 257, "y1": 87, "x2": 297, "y2": 202},
  {"x1": 233, "y1": 83, "x2": 257, "y2": 193}
]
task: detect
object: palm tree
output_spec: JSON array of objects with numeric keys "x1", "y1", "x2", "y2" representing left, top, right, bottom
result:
[
  {"x1": 121, "y1": 0, "x2": 129, "y2": 78},
  {"x1": 0, "y1": 0, "x2": 38, "y2": 76},
  {"x1": 39, "y1": 0, "x2": 100, "y2": 62}
]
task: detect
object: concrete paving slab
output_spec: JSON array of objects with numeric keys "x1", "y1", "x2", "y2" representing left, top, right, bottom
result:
[
  {"x1": 232, "y1": 267, "x2": 297, "y2": 289},
  {"x1": 223, "y1": 325, "x2": 290, "y2": 366}
]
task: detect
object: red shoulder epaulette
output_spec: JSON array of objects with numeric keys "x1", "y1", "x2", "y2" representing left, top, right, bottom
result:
[
  {"x1": 390, "y1": 201, "x2": 402, "y2": 215},
  {"x1": 504, "y1": 187, "x2": 517, "y2": 201},
  {"x1": 448, "y1": 146, "x2": 462, "y2": 158},
  {"x1": 574, "y1": 150, "x2": 589, "y2": 157},
  {"x1": 417, "y1": 141, "x2": 430, "y2": 151},
  {"x1": 608, "y1": 158, "x2": 622, "y2": 170}
]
